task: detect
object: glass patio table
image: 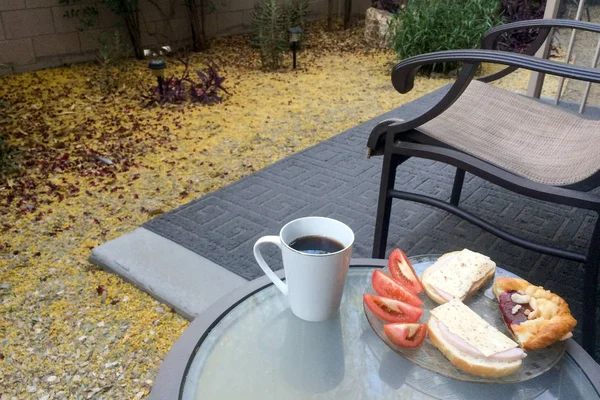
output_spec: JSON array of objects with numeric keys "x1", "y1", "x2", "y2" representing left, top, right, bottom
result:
[{"x1": 150, "y1": 257, "x2": 600, "y2": 400}]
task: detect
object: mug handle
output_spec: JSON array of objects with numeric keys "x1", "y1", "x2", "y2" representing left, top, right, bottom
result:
[{"x1": 253, "y1": 236, "x2": 288, "y2": 296}]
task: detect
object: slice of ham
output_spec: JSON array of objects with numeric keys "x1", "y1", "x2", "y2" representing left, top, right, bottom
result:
[
  {"x1": 432, "y1": 286, "x2": 455, "y2": 302},
  {"x1": 427, "y1": 254, "x2": 459, "y2": 301},
  {"x1": 490, "y1": 347, "x2": 527, "y2": 361},
  {"x1": 433, "y1": 318, "x2": 526, "y2": 362},
  {"x1": 434, "y1": 318, "x2": 484, "y2": 356}
]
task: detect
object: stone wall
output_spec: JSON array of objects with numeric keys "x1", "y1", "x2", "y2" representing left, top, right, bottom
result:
[{"x1": 0, "y1": 0, "x2": 370, "y2": 75}]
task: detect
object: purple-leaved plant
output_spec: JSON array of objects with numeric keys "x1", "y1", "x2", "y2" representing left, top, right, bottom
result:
[
  {"x1": 498, "y1": 0, "x2": 546, "y2": 53},
  {"x1": 143, "y1": 55, "x2": 228, "y2": 106}
]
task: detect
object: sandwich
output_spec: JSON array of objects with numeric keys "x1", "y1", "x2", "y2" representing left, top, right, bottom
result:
[
  {"x1": 421, "y1": 249, "x2": 495, "y2": 304},
  {"x1": 428, "y1": 299, "x2": 526, "y2": 377},
  {"x1": 492, "y1": 277, "x2": 577, "y2": 350}
]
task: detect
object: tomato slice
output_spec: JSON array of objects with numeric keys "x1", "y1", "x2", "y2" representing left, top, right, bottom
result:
[
  {"x1": 388, "y1": 248, "x2": 423, "y2": 294},
  {"x1": 384, "y1": 323, "x2": 428, "y2": 348},
  {"x1": 372, "y1": 270, "x2": 423, "y2": 307},
  {"x1": 363, "y1": 294, "x2": 423, "y2": 323}
]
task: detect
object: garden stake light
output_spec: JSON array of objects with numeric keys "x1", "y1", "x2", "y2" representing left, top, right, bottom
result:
[
  {"x1": 288, "y1": 27, "x2": 303, "y2": 69},
  {"x1": 148, "y1": 59, "x2": 167, "y2": 100}
]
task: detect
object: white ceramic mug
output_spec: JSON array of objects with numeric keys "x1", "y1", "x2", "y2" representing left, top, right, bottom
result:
[{"x1": 253, "y1": 217, "x2": 354, "y2": 321}]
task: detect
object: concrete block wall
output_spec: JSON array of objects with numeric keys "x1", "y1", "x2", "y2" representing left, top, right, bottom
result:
[{"x1": 0, "y1": 0, "x2": 371, "y2": 75}]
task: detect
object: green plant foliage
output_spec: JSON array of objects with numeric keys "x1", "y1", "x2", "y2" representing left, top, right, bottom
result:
[
  {"x1": 252, "y1": 0, "x2": 310, "y2": 70},
  {"x1": 285, "y1": 0, "x2": 310, "y2": 32},
  {"x1": 252, "y1": 0, "x2": 288, "y2": 70},
  {"x1": 389, "y1": 0, "x2": 501, "y2": 73},
  {"x1": 97, "y1": 29, "x2": 131, "y2": 94}
]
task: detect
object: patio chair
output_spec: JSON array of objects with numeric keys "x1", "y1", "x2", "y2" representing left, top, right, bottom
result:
[{"x1": 367, "y1": 19, "x2": 600, "y2": 357}]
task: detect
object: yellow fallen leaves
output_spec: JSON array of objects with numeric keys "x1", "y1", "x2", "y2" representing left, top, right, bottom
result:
[{"x1": 0, "y1": 22, "x2": 549, "y2": 398}]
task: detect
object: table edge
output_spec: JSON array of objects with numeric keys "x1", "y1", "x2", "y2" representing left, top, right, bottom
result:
[{"x1": 149, "y1": 258, "x2": 599, "y2": 399}]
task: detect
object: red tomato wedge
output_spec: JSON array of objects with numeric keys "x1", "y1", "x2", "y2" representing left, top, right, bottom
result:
[
  {"x1": 363, "y1": 294, "x2": 423, "y2": 323},
  {"x1": 384, "y1": 323, "x2": 428, "y2": 348},
  {"x1": 372, "y1": 270, "x2": 423, "y2": 307},
  {"x1": 388, "y1": 248, "x2": 423, "y2": 294}
]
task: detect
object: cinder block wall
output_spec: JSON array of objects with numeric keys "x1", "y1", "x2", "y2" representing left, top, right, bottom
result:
[{"x1": 0, "y1": 0, "x2": 370, "y2": 75}]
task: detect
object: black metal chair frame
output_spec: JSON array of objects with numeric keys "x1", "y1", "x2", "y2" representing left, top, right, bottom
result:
[{"x1": 367, "y1": 20, "x2": 600, "y2": 357}]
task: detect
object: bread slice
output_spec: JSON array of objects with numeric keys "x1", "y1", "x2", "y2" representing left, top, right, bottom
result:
[
  {"x1": 428, "y1": 315, "x2": 522, "y2": 377},
  {"x1": 422, "y1": 252, "x2": 459, "y2": 304},
  {"x1": 422, "y1": 250, "x2": 495, "y2": 305}
]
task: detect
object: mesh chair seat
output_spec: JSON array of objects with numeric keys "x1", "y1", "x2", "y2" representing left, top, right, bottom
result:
[{"x1": 416, "y1": 81, "x2": 600, "y2": 186}]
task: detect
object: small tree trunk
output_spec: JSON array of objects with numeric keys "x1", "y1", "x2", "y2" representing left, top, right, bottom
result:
[
  {"x1": 118, "y1": 0, "x2": 143, "y2": 59},
  {"x1": 343, "y1": 0, "x2": 351, "y2": 29},
  {"x1": 186, "y1": 0, "x2": 207, "y2": 51},
  {"x1": 124, "y1": 12, "x2": 143, "y2": 59},
  {"x1": 199, "y1": 0, "x2": 207, "y2": 48},
  {"x1": 327, "y1": 0, "x2": 334, "y2": 30}
]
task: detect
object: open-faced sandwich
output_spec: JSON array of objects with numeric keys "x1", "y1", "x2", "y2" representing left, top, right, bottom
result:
[
  {"x1": 421, "y1": 249, "x2": 496, "y2": 304},
  {"x1": 428, "y1": 299, "x2": 526, "y2": 377},
  {"x1": 492, "y1": 277, "x2": 577, "y2": 351}
]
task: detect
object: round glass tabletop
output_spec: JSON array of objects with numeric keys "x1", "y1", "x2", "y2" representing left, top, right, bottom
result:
[{"x1": 179, "y1": 260, "x2": 599, "y2": 400}]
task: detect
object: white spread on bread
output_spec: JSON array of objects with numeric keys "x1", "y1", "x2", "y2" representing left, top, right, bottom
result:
[
  {"x1": 430, "y1": 299, "x2": 519, "y2": 357},
  {"x1": 426, "y1": 249, "x2": 495, "y2": 301}
]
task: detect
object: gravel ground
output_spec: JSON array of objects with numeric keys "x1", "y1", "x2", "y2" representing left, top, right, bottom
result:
[{"x1": 0, "y1": 21, "x2": 556, "y2": 399}]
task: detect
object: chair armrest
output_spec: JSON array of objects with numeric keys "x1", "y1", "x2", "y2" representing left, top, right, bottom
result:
[
  {"x1": 393, "y1": 49, "x2": 600, "y2": 93},
  {"x1": 482, "y1": 19, "x2": 600, "y2": 52},
  {"x1": 367, "y1": 48, "x2": 600, "y2": 156}
]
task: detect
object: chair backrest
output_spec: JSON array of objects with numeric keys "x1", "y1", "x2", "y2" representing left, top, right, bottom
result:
[{"x1": 527, "y1": 0, "x2": 600, "y2": 114}]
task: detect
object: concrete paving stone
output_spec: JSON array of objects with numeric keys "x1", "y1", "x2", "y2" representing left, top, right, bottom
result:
[
  {"x1": 52, "y1": 5, "x2": 83, "y2": 33},
  {"x1": 33, "y1": 32, "x2": 80, "y2": 57},
  {"x1": 0, "y1": 65, "x2": 13, "y2": 75},
  {"x1": 241, "y1": 10, "x2": 253, "y2": 29},
  {"x1": 60, "y1": 52, "x2": 95, "y2": 65},
  {"x1": 168, "y1": 17, "x2": 192, "y2": 42},
  {"x1": 0, "y1": 0, "x2": 25, "y2": 11},
  {"x1": 12, "y1": 56, "x2": 62, "y2": 73},
  {"x1": 78, "y1": 27, "x2": 104, "y2": 52},
  {"x1": 3, "y1": 7, "x2": 54, "y2": 39},
  {"x1": 89, "y1": 227, "x2": 248, "y2": 320},
  {"x1": 217, "y1": 10, "x2": 243, "y2": 35},
  {"x1": 26, "y1": 0, "x2": 88, "y2": 7},
  {"x1": 230, "y1": 0, "x2": 254, "y2": 12},
  {"x1": 0, "y1": 38, "x2": 35, "y2": 65},
  {"x1": 140, "y1": 22, "x2": 160, "y2": 47}
]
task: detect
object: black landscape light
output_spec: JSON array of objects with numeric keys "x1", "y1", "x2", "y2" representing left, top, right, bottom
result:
[
  {"x1": 148, "y1": 59, "x2": 167, "y2": 99},
  {"x1": 288, "y1": 27, "x2": 303, "y2": 69}
]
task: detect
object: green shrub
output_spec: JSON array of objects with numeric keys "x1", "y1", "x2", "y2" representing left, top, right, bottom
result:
[
  {"x1": 285, "y1": 0, "x2": 310, "y2": 32},
  {"x1": 389, "y1": 0, "x2": 501, "y2": 73},
  {"x1": 253, "y1": 0, "x2": 288, "y2": 70},
  {"x1": 252, "y1": 0, "x2": 310, "y2": 70}
]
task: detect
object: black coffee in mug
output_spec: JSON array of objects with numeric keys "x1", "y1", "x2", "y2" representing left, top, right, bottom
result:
[{"x1": 289, "y1": 235, "x2": 345, "y2": 255}]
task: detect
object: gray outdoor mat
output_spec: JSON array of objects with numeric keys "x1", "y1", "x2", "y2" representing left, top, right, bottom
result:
[{"x1": 144, "y1": 86, "x2": 598, "y2": 348}]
